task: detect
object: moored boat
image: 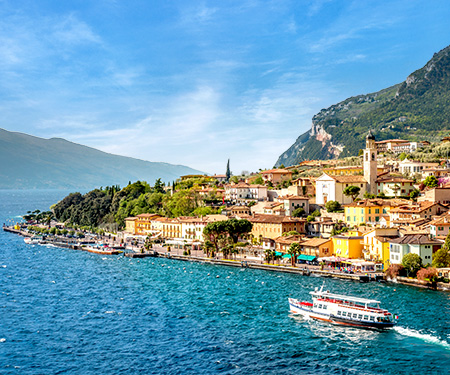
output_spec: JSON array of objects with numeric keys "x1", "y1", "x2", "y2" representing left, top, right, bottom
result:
[
  {"x1": 24, "y1": 235, "x2": 44, "y2": 244},
  {"x1": 289, "y1": 284, "x2": 397, "y2": 329}
]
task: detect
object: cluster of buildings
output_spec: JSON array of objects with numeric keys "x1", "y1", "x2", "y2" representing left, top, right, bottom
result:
[{"x1": 123, "y1": 133, "x2": 450, "y2": 272}]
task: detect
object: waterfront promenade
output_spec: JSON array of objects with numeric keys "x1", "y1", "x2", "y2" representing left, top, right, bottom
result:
[{"x1": 6, "y1": 224, "x2": 450, "y2": 290}]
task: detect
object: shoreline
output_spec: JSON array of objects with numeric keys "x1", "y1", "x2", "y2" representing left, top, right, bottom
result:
[{"x1": 4, "y1": 225, "x2": 450, "y2": 292}]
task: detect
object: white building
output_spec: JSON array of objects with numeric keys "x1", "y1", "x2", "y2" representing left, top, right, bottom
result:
[
  {"x1": 224, "y1": 183, "x2": 267, "y2": 202},
  {"x1": 315, "y1": 174, "x2": 367, "y2": 205},
  {"x1": 388, "y1": 234, "x2": 442, "y2": 266}
]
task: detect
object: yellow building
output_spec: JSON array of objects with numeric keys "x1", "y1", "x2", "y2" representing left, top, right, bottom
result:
[
  {"x1": 362, "y1": 228, "x2": 399, "y2": 270},
  {"x1": 134, "y1": 213, "x2": 161, "y2": 235},
  {"x1": 332, "y1": 234, "x2": 364, "y2": 259},
  {"x1": 261, "y1": 169, "x2": 293, "y2": 185},
  {"x1": 249, "y1": 214, "x2": 306, "y2": 240},
  {"x1": 125, "y1": 217, "x2": 138, "y2": 235},
  {"x1": 300, "y1": 238, "x2": 332, "y2": 258},
  {"x1": 344, "y1": 198, "x2": 409, "y2": 226},
  {"x1": 322, "y1": 165, "x2": 385, "y2": 176},
  {"x1": 152, "y1": 217, "x2": 182, "y2": 239}
]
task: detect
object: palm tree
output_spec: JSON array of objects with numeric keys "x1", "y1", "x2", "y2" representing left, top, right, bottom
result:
[{"x1": 288, "y1": 242, "x2": 301, "y2": 267}]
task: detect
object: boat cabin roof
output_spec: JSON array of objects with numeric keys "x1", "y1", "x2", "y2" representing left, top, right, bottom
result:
[{"x1": 310, "y1": 291, "x2": 380, "y2": 305}]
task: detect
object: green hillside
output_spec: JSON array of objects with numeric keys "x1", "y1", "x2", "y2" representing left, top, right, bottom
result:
[
  {"x1": 277, "y1": 44, "x2": 450, "y2": 166},
  {"x1": 0, "y1": 128, "x2": 203, "y2": 189}
]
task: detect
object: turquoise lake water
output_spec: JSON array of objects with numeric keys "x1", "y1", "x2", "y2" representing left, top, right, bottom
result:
[{"x1": 1, "y1": 190, "x2": 450, "y2": 374}]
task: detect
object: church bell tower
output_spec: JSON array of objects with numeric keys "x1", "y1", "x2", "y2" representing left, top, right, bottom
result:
[{"x1": 363, "y1": 131, "x2": 377, "y2": 195}]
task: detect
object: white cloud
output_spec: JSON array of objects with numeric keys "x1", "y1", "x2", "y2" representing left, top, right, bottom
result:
[{"x1": 52, "y1": 14, "x2": 102, "y2": 46}]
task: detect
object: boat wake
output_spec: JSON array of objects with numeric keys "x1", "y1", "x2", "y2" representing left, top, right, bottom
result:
[{"x1": 394, "y1": 326, "x2": 450, "y2": 350}]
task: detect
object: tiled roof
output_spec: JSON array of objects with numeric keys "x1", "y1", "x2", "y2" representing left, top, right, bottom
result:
[
  {"x1": 376, "y1": 177, "x2": 414, "y2": 183},
  {"x1": 275, "y1": 235, "x2": 303, "y2": 244},
  {"x1": 249, "y1": 214, "x2": 305, "y2": 224},
  {"x1": 301, "y1": 238, "x2": 331, "y2": 247},
  {"x1": 376, "y1": 139, "x2": 409, "y2": 144},
  {"x1": 333, "y1": 175, "x2": 367, "y2": 183},
  {"x1": 344, "y1": 198, "x2": 408, "y2": 208},
  {"x1": 429, "y1": 214, "x2": 450, "y2": 226},
  {"x1": 390, "y1": 201, "x2": 442, "y2": 213},
  {"x1": 136, "y1": 213, "x2": 160, "y2": 218},
  {"x1": 388, "y1": 234, "x2": 441, "y2": 245},
  {"x1": 278, "y1": 195, "x2": 309, "y2": 200},
  {"x1": 262, "y1": 168, "x2": 292, "y2": 174}
]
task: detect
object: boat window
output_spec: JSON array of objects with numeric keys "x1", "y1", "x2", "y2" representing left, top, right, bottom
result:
[
  {"x1": 358, "y1": 314, "x2": 362, "y2": 320},
  {"x1": 342, "y1": 311, "x2": 347, "y2": 316},
  {"x1": 364, "y1": 315, "x2": 368, "y2": 320},
  {"x1": 353, "y1": 313, "x2": 357, "y2": 318},
  {"x1": 314, "y1": 304, "x2": 317, "y2": 308},
  {"x1": 337, "y1": 311, "x2": 342, "y2": 315},
  {"x1": 323, "y1": 305, "x2": 327, "y2": 310},
  {"x1": 318, "y1": 304, "x2": 322, "y2": 309},
  {"x1": 370, "y1": 316, "x2": 375, "y2": 321}
]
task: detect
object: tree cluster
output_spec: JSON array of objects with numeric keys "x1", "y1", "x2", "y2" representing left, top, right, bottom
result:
[{"x1": 202, "y1": 219, "x2": 252, "y2": 258}]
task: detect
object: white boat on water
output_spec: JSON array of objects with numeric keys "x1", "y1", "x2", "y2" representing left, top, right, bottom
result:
[
  {"x1": 289, "y1": 284, "x2": 397, "y2": 329},
  {"x1": 24, "y1": 236, "x2": 44, "y2": 244}
]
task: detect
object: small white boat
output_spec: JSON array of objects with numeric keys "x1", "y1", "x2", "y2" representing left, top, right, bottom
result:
[
  {"x1": 289, "y1": 284, "x2": 397, "y2": 329},
  {"x1": 24, "y1": 236, "x2": 44, "y2": 244}
]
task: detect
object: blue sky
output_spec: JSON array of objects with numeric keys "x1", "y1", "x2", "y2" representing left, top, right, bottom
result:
[{"x1": 1, "y1": 0, "x2": 450, "y2": 175}]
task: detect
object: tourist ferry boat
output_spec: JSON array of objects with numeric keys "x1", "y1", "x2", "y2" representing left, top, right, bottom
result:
[{"x1": 289, "y1": 285, "x2": 397, "y2": 329}]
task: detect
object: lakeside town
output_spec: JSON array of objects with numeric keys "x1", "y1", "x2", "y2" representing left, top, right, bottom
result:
[{"x1": 5, "y1": 132, "x2": 450, "y2": 290}]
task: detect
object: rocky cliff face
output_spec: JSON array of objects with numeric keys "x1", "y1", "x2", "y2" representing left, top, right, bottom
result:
[{"x1": 276, "y1": 44, "x2": 450, "y2": 167}]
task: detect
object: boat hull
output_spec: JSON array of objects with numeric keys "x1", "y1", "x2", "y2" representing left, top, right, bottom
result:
[{"x1": 289, "y1": 298, "x2": 395, "y2": 330}]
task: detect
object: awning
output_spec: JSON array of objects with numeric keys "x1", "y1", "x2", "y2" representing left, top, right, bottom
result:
[
  {"x1": 275, "y1": 251, "x2": 283, "y2": 256},
  {"x1": 298, "y1": 254, "x2": 317, "y2": 261},
  {"x1": 282, "y1": 254, "x2": 292, "y2": 258}
]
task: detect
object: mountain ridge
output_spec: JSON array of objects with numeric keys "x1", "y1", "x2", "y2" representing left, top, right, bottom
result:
[
  {"x1": 276, "y1": 44, "x2": 450, "y2": 166},
  {"x1": 0, "y1": 128, "x2": 203, "y2": 190}
]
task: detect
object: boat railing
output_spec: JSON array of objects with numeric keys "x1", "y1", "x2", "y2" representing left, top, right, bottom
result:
[{"x1": 337, "y1": 303, "x2": 388, "y2": 314}]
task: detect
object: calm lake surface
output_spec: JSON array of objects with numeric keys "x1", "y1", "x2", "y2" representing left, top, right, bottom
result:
[{"x1": 1, "y1": 190, "x2": 450, "y2": 374}]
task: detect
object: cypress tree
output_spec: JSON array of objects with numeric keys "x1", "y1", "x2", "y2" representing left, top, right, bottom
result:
[{"x1": 226, "y1": 159, "x2": 231, "y2": 182}]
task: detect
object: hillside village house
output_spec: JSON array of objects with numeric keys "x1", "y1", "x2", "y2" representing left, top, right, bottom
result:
[
  {"x1": 300, "y1": 238, "x2": 332, "y2": 258},
  {"x1": 261, "y1": 169, "x2": 293, "y2": 185},
  {"x1": 178, "y1": 214, "x2": 228, "y2": 241},
  {"x1": 389, "y1": 201, "x2": 446, "y2": 222},
  {"x1": 332, "y1": 233, "x2": 364, "y2": 259},
  {"x1": 344, "y1": 199, "x2": 409, "y2": 226},
  {"x1": 376, "y1": 175, "x2": 415, "y2": 197},
  {"x1": 429, "y1": 213, "x2": 450, "y2": 239},
  {"x1": 418, "y1": 186, "x2": 450, "y2": 204},
  {"x1": 262, "y1": 202, "x2": 285, "y2": 215},
  {"x1": 316, "y1": 174, "x2": 367, "y2": 204},
  {"x1": 376, "y1": 139, "x2": 424, "y2": 154},
  {"x1": 125, "y1": 217, "x2": 138, "y2": 235},
  {"x1": 274, "y1": 235, "x2": 304, "y2": 252},
  {"x1": 322, "y1": 165, "x2": 386, "y2": 176},
  {"x1": 421, "y1": 167, "x2": 450, "y2": 178},
  {"x1": 224, "y1": 182, "x2": 268, "y2": 202},
  {"x1": 249, "y1": 214, "x2": 306, "y2": 240},
  {"x1": 128, "y1": 213, "x2": 161, "y2": 236},
  {"x1": 307, "y1": 216, "x2": 341, "y2": 238},
  {"x1": 362, "y1": 228, "x2": 399, "y2": 270},
  {"x1": 277, "y1": 195, "x2": 310, "y2": 216},
  {"x1": 388, "y1": 234, "x2": 442, "y2": 266},
  {"x1": 399, "y1": 159, "x2": 439, "y2": 177}
]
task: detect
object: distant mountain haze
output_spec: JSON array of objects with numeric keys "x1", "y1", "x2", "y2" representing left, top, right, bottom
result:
[
  {"x1": 277, "y1": 44, "x2": 450, "y2": 166},
  {"x1": 0, "y1": 128, "x2": 203, "y2": 190}
]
